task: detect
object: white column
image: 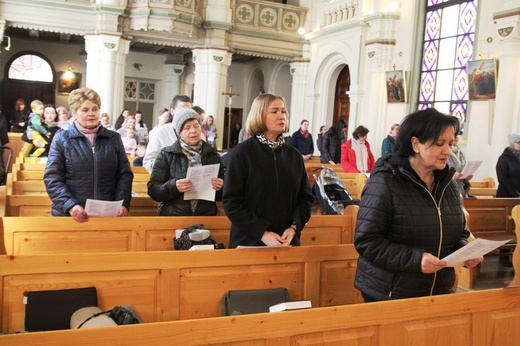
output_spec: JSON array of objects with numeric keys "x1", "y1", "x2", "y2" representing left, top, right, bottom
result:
[
  {"x1": 192, "y1": 47, "x2": 232, "y2": 149},
  {"x1": 162, "y1": 63, "x2": 185, "y2": 108},
  {"x1": 84, "y1": 34, "x2": 130, "y2": 121},
  {"x1": 490, "y1": 10, "x2": 520, "y2": 169},
  {"x1": 289, "y1": 59, "x2": 310, "y2": 134}
]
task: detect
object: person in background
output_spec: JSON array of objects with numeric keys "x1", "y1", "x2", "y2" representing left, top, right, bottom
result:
[
  {"x1": 122, "y1": 128, "x2": 138, "y2": 156},
  {"x1": 114, "y1": 108, "x2": 130, "y2": 130},
  {"x1": 39, "y1": 104, "x2": 60, "y2": 157},
  {"x1": 20, "y1": 99, "x2": 49, "y2": 158},
  {"x1": 117, "y1": 115, "x2": 142, "y2": 144},
  {"x1": 496, "y1": 133, "x2": 520, "y2": 198},
  {"x1": 381, "y1": 123, "x2": 400, "y2": 156},
  {"x1": 56, "y1": 106, "x2": 70, "y2": 129},
  {"x1": 0, "y1": 105, "x2": 9, "y2": 184},
  {"x1": 316, "y1": 125, "x2": 327, "y2": 154},
  {"x1": 192, "y1": 105, "x2": 207, "y2": 141},
  {"x1": 203, "y1": 115, "x2": 218, "y2": 149},
  {"x1": 223, "y1": 93, "x2": 314, "y2": 248},
  {"x1": 291, "y1": 119, "x2": 314, "y2": 161},
  {"x1": 44, "y1": 87, "x2": 133, "y2": 223},
  {"x1": 320, "y1": 118, "x2": 348, "y2": 164},
  {"x1": 134, "y1": 109, "x2": 149, "y2": 142},
  {"x1": 448, "y1": 134, "x2": 473, "y2": 197},
  {"x1": 133, "y1": 142, "x2": 147, "y2": 167},
  {"x1": 230, "y1": 122, "x2": 241, "y2": 147},
  {"x1": 354, "y1": 108, "x2": 483, "y2": 302},
  {"x1": 147, "y1": 107, "x2": 224, "y2": 216},
  {"x1": 149, "y1": 108, "x2": 171, "y2": 136},
  {"x1": 238, "y1": 125, "x2": 250, "y2": 144},
  {"x1": 100, "y1": 113, "x2": 114, "y2": 130},
  {"x1": 8, "y1": 98, "x2": 29, "y2": 133},
  {"x1": 144, "y1": 95, "x2": 192, "y2": 173},
  {"x1": 341, "y1": 125, "x2": 375, "y2": 173}
]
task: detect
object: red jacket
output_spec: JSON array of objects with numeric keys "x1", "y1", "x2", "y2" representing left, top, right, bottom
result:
[{"x1": 340, "y1": 139, "x2": 375, "y2": 173}]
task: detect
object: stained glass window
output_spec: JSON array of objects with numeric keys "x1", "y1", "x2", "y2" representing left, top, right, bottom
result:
[{"x1": 418, "y1": 0, "x2": 478, "y2": 133}]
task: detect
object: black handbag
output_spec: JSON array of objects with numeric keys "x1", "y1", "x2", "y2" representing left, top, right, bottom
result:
[{"x1": 221, "y1": 288, "x2": 290, "y2": 316}]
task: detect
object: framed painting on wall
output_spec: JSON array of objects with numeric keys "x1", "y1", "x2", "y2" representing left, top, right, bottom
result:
[
  {"x1": 57, "y1": 71, "x2": 81, "y2": 94},
  {"x1": 385, "y1": 70, "x2": 407, "y2": 103},
  {"x1": 468, "y1": 58, "x2": 497, "y2": 100}
]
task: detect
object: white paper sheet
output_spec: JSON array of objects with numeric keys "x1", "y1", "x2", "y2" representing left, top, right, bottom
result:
[
  {"x1": 460, "y1": 160, "x2": 483, "y2": 179},
  {"x1": 183, "y1": 163, "x2": 220, "y2": 202},
  {"x1": 84, "y1": 199, "x2": 124, "y2": 217},
  {"x1": 441, "y1": 238, "x2": 513, "y2": 267}
]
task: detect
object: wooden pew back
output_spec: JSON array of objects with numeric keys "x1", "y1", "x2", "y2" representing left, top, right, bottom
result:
[
  {"x1": 1, "y1": 209, "x2": 357, "y2": 255},
  {"x1": 463, "y1": 198, "x2": 520, "y2": 240},
  {"x1": 0, "y1": 245, "x2": 362, "y2": 333}
]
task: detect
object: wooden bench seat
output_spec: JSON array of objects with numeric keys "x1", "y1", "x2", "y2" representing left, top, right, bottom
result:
[
  {"x1": 1, "y1": 209, "x2": 358, "y2": 255},
  {"x1": 0, "y1": 247, "x2": 519, "y2": 344},
  {"x1": 12, "y1": 169, "x2": 150, "y2": 182},
  {"x1": 0, "y1": 244, "x2": 362, "y2": 333}
]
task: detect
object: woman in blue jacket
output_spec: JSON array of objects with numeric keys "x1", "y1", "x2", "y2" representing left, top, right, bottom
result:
[{"x1": 44, "y1": 88, "x2": 133, "y2": 222}]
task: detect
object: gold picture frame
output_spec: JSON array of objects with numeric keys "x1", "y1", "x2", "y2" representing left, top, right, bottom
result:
[
  {"x1": 468, "y1": 58, "x2": 497, "y2": 101},
  {"x1": 57, "y1": 71, "x2": 81, "y2": 94},
  {"x1": 385, "y1": 70, "x2": 407, "y2": 103}
]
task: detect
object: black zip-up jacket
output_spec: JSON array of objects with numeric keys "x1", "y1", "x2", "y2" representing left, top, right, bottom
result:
[
  {"x1": 354, "y1": 152, "x2": 470, "y2": 300},
  {"x1": 223, "y1": 136, "x2": 314, "y2": 248},
  {"x1": 147, "y1": 140, "x2": 224, "y2": 216},
  {"x1": 496, "y1": 147, "x2": 520, "y2": 197},
  {"x1": 44, "y1": 123, "x2": 133, "y2": 216}
]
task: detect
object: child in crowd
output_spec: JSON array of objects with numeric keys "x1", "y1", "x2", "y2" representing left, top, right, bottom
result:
[
  {"x1": 20, "y1": 99, "x2": 50, "y2": 158},
  {"x1": 122, "y1": 128, "x2": 138, "y2": 156},
  {"x1": 133, "y1": 142, "x2": 147, "y2": 167},
  {"x1": 56, "y1": 106, "x2": 71, "y2": 129}
]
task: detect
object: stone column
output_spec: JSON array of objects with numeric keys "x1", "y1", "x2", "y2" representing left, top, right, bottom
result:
[
  {"x1": 289, "y1": 58, "x2": 311, "y2": 134},
  {"x1": 162, "y1": 63, "x2": 185, "y2": 108},
  {"x1": 192, "y1": 47, "x2": 232, "y2": 149},
  {"x1": 84, "y1": 34, "x2": 130, "y2": 121}
]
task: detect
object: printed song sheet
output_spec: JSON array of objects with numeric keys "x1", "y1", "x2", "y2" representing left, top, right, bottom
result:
[
  {"x1": 460, "y1": 160, "x2": 483, "y2": 179},
  {"x1": 85, "y1": 199, "x2": 124, "y2": 217},
  {"x1": 184, "y1": 163, "x2": 220, "y2": 202},
  {"x1": 441, "y1": 238, "x2": 512, "y2": 267}
]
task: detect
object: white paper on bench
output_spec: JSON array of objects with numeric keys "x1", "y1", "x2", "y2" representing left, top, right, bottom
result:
[
  {"x1": 441, "y1": 238, "x2": 513, "y2": 267},
  {"x1": 269, "y1": 300, "x2": 312, "y2": 312}
]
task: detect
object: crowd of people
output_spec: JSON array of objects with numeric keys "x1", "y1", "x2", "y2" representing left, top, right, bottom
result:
[{"x1": 3, "y1": 88, "x2": 519, "y2": 303}]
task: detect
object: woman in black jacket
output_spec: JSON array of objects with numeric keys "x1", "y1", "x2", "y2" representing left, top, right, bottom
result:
[
  {"x1": 354, "y1": 108, "x2": 483, "y2": 302},
  {"x1": 320, "y1": 118, "x2": 347, "y2": 164},
  {"x1": 223, "y1": 93, "x2": 314, "y2": 248},
  {"x1": 495, "y1": 133, "x2": 520, "y2": 197},
  {"x1": 44, "y1": 88, "x2": 133, "y2": 222},
  {"x1": 147, "y1": 107, "x2": 224, "y2": 216}
]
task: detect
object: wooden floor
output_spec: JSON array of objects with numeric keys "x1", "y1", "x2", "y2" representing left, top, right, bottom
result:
[{"x1": 463, "y1": 254, "x2": 515, "y2": 291}]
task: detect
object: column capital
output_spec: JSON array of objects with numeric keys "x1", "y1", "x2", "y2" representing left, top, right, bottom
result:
[
  {"x1": 192, "y1": 46, "x2": 232, "y2": 66},
  {"x1": 84, "y1": 34, "x2": 130, "y2": 55},
  {"x1": 493, "y1": 8, "x2": 520, "y2": 42}
]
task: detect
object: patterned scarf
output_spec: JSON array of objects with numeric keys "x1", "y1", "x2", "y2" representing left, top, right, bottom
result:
[
  {"x1": 256, "y1": 133, "x2": 284, "y2": 151},
  {"x1": 179, "y1": 139, "x2": 203, "y2": 213}
]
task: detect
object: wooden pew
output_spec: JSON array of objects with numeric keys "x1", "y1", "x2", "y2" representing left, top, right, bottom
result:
[
  {"x1": 15, "y1": 161, "x2": 146, "y2": 175},
  {"x1": 0, "y1": 244, "x2": 362, "y2": 333},
  {"x1": 12, "y1": 169, "x2": 150, "y2": 182},
  {"x1": 1, "y1": 209, "x2": 358, "y2": 255},
  {"x1": 1, "y1": 248, "x2": 519, "y2": 344}
]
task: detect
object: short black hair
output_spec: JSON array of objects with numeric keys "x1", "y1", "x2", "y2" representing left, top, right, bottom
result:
[
  {"x1": 170, "y1": 95, "x2": 191, "y2": 110},
  {"x1": 352, "y1": 125, "x2": 369, "y2": 139},
  {"x1": 397, "y1": 108, "x2": 460, "y2": 157}
]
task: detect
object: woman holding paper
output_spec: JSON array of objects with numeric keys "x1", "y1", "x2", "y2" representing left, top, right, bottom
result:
[
  {"x1": 147, "y1": 107, "x2": 224, "y2": 216},
  {"x1": 448, "y1": 134, "x2": 474, "y2": 197},
  {"x1": 354, "y1": 108, "x2": 483, "y2": 302},
  {"x1": 44, "y1": 87, "x2": 133, "y2": 222}
]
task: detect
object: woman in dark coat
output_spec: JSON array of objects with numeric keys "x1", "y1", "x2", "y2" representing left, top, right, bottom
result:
[
  {"x1": 223, "y1": 93, "x2": 314, "y2": 248},
  {"x1": 320, "y1": 118, "x2": 347, "y2": 164},
  {"x1": 496, "y1": 133, "x2": 520, "y2": 197},
  {"x1": 147, "y1": 107, "x2": 224, "y2": 216},
  {"x1": 44, "y1": 88, "x2": 133, "y2": 222},
  {"x1": 8, "y1": 98, "x2": 29, "y2": 133},
  {"x1": 354, "y1": 108, "x2": 483, "y2": 302}
]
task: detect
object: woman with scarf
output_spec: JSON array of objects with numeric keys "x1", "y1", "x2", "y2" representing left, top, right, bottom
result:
[
  {"x1": 44, "y1": 88, "x2": 133, "y2": 223},
  {"x1": 291, "y1": 119, "x2": 314, "y2": 160},
  {"x1": 147, "y1": 107, "x2": 224, "y2": 216},
  {"x1": 340, "y1": 125, "x2": 375, "y2": 173},
  {"x1": 447, "y1": 134, "x2": 473, "y2": 197},
  {"x1": 496, "y1": 133, "x2": 520, "y2": 198},
  {"x1": 381, "y1": 123, "x2": 400, "y2": 156},
  {"x1": 223, "y1": 93, "x2": 314, "y2": 248}
]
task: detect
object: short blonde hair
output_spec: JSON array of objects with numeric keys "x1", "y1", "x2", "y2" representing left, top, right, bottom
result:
[
  {"x1": 68, "y1": 87, "x2": 101, "y2": 112},
  {"x1": 246, "y1": 93, "x2": 289, "y2": 136}
]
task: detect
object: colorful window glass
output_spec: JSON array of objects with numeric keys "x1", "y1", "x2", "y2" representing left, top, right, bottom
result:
[{"x1": 419, "y1": 0, "x2": 478, "y2": 132}]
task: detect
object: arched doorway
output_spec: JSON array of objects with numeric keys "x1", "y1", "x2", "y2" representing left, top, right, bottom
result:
[
  {"x1": 333, "y1": 65, "x2": 350, "y2": 126},
  {"x1": 2, "y1": 51, "x2": 55, "y2": 115}
]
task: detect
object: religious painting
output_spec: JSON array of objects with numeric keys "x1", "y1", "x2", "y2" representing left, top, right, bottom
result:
[
  {"x1": 57, "y1": 71, "x2": 81, "y2": 94},
  {"x1": 385, "y1": 70, "x2": 407, "y2": 103},
  {"x1": 468, "y1": 58, "x2": 497, "y2": 100}
]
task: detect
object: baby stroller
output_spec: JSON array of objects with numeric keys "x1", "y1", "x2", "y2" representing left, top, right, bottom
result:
[{"x1": 312, "y1": 167, "x2": 360, "y2": 215}]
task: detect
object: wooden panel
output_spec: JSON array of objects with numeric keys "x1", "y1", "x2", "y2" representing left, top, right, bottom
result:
[{"x1": 320, "y1": 259, "x2": 361, "y2": 306}]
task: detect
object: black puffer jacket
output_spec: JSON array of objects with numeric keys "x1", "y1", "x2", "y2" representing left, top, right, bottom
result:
[
  {"x1": 496, "y1": 147, "x2": 520, "y2": 197},
  {"x1": 354, "y1": 152, "x2": 470, "y2": 300},
  {"x1": 147, "y1": 140, "x2": 224, "y2": 216},
  {"x1": 44, "y1": 123, "x2": 133, "y2": 216}
]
